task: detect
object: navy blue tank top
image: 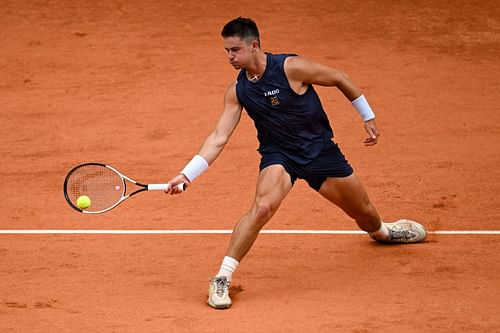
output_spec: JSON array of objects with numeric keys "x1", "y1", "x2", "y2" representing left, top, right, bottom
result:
[{"x1": 235, "y1": 53, "x2": 334, "y2": 164}]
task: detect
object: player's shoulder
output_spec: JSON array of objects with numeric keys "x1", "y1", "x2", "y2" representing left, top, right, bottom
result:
[
  {"x1": 284, "y1": 55, "x2": 316, "y2": 79},
  {"x1": 224, "y1": 80, "x2": 239, "y2": 100},
  {"x1": 227, "y1": 79, "x2": 238, "y2": 90},
  {"x1": 284, "y1": 55, "x2": 314, "y2": 69}
]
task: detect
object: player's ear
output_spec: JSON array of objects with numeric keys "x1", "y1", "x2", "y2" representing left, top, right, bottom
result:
[{"x1": 251, "y1": 40, "x2": 259, "y2": 52}]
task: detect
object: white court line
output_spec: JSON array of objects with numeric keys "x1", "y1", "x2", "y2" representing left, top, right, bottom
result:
[{"x1": 0, "y1": 230, "x2": 499, "y2": 235}]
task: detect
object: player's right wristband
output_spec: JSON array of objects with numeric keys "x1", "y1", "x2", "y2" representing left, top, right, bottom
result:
[
  {"x1": 351, "y1": 94, "x2": 375, "y2": 121},
  {"x1": 180, "y1": 155, "x2": 209, "y2": 182}
]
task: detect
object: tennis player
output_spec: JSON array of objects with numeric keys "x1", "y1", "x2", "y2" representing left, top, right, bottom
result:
[{"x1": 166, "y1": 17, "x2": 427, "y2": 309}]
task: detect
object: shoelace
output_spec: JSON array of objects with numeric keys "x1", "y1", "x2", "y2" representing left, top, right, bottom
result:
[
  {"x1": 215, "y1": 278, "x2": 230, "y2": 297},
  {"x1": 389, "y1": 227, "x2": 411, "y2": 241}
]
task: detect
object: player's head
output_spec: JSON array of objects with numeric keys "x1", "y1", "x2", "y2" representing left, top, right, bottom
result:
[
  {"x1": 221, "y1": 17, "x2": 260, "y2": 46},
  {"x1": 221, "y1": 17, "x2": 261, "y2": 69}
]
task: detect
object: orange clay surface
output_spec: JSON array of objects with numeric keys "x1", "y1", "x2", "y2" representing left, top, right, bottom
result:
[{"x1": 1, "y1": 1, "x2": 499, "y2": 332}]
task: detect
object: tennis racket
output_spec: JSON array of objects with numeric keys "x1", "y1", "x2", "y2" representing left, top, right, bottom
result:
[{"x1": 64, "y1": 162, "x2": 185, "y2": 214}]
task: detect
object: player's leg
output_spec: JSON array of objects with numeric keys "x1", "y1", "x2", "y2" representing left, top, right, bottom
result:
[
  {"x1": 225, "y1": 164, "x2": 292, "y2": 261},
  {"x1": 318, "y1": 173, "x2": 426, "y2": 243},
  {"x1": 207, "y1": 164, "x2": 293, "y2": 309},
  {"x1": 319, "y1": 173, "x2": 381, "y2": 232}
]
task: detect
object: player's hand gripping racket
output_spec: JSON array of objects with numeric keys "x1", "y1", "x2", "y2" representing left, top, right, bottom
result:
[{"x1": 64, "y1": 162, "x2": 185, "y2": 214}]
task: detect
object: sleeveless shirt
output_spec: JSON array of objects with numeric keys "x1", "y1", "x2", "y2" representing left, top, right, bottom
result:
[{"x1": 235, "y1": 53, "x2": 334, "y2": 164}]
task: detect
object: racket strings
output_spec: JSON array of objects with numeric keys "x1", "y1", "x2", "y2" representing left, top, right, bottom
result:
[{"x1": 65, "y1": 165, "x2": 124, "y2": 212}]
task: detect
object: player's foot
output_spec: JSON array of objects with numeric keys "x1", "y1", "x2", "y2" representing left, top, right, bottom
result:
[
  {"x1": 371, "y1": 219, "x2": 427, "y2": 243},
  {"x1": 207, "y1": 276, "x2": 232, "y2": 309}
]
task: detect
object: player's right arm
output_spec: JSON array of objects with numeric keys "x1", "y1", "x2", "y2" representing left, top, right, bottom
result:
[
  {"x1": 166, "y1": 81, "x2": 242, "y2": 193},
  {"x1": 197, "y1": 81, "x2": 242, "y2": 164}
]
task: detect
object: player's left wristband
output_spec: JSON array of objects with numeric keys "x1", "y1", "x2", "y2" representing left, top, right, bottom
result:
[
  {"x1": 352, "y1": 94, "x2": 375, "y2": 121},
  {"x1": 180, "y1": 155, "x2": 209, "y2": 182}
]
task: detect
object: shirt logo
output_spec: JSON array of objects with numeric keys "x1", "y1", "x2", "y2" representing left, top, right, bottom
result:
[
  {"x1": 265, "y1": 89, "x2": 280, "y2": 106},
  {"x1": 264, "y1": 89, "x2": 279, "y2": 97}
]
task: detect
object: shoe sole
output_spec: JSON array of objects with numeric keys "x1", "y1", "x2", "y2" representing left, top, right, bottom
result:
[{"x1": 207, "y1": 299, "x2": 231, "y2": 309}]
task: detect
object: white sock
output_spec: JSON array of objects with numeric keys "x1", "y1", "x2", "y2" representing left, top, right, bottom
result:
[
  {"x1": 216, "y1": 256, "x2": 239, "y2": 281},
  {"x1": 369, "y1": 222, "x2": 389, "y2": 240}
]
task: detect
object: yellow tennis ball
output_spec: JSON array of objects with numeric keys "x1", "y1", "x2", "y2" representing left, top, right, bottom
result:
[{"x1": 76, "y1": 195, "x2": 91, "y2": 209}]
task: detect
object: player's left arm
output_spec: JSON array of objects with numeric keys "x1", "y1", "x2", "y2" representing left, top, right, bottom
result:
[{"x1": 285, "y1": 56, "x2": 379, "y2": 146}]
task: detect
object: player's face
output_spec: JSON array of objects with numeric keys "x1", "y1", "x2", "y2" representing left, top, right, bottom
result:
[{"x1": 223, "y1": 36, "x2": 255, "y2": 70}]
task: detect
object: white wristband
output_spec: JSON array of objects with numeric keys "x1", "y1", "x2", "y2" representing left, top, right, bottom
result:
[
  {"x1": 181, "y1": 155, "x2": 209, "y2": 182},
  {"x1": 352, "y1": 94, "x2": 375, "y2": 121}
]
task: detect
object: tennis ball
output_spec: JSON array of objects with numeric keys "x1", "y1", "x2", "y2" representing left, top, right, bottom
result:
[{"x1": 76, "y1": 195, "x2": 91, "y2": 209}]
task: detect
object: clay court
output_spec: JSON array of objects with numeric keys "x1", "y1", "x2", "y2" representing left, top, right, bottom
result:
[{"x1": 1, "y1": 0, "x2": 499, "y2": 332}]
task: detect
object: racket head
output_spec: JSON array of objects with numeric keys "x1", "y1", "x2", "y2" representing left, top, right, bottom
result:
[{"x1": 64, "y1": 163, "x2": 126, "y2": 213}]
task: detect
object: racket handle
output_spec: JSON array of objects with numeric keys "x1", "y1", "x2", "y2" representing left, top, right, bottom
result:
[{"x1": 148, "y1": 183, "x2": 185, "y2": 191}]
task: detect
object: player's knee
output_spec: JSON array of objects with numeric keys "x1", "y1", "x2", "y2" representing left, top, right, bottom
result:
[{"x1": 251, "y1": 200, "x2": 275, "y2": 223}]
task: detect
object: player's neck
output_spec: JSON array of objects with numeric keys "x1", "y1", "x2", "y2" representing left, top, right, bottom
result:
[{"x1": 246, "y1": 51, "x2": 266, "y2": 82}]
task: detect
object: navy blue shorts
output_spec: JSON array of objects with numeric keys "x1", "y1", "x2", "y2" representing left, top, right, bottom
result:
[{"x1": 259, "y1": 141, "x2": 353, "y2": 191}]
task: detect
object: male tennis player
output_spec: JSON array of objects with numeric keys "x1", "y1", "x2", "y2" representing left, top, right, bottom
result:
[{"x1": 166, "y1": 17, "x2": 427, "y2": 309}]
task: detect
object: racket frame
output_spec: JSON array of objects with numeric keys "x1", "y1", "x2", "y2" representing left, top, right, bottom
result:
[{"x1": 64, "y1": 162, "x2": 182, "y2": 214}]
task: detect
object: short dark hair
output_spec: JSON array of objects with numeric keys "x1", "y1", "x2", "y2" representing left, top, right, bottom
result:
[{"x1": 221, "y1": 17, "x2": 260, "y2": 46}]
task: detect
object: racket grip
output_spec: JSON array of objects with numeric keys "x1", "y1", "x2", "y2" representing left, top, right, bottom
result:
[{"x1": 148, "y1": 183, "x2": 185, "y2": 191}]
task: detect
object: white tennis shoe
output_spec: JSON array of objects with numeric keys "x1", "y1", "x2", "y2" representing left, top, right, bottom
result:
[
  {"x1": 371, "y1": 219, "x2": 427, "y2": 243},
  {"x1": 207, "y1": 276, "x2": 232, "y2": 309}
]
